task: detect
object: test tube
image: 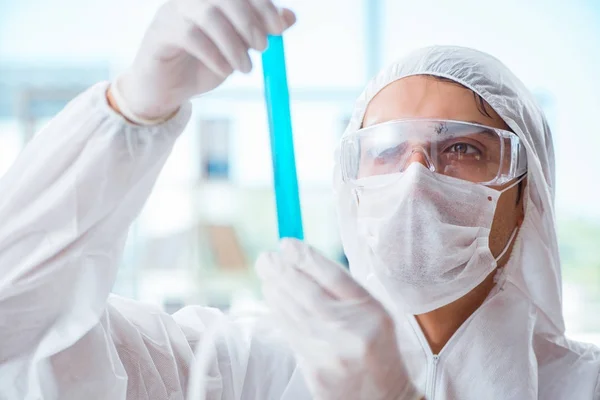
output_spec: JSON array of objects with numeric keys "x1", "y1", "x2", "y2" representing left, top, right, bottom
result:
[{"x1": 261, "y1": 35, "x2": 304, "y2": 240}]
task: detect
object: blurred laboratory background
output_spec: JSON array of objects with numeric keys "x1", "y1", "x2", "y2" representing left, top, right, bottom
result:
[{"x1": 1, "y1": 0, "x2": 599, "y2": 343}]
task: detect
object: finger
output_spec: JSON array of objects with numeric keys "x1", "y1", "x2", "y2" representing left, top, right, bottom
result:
[
  {"x1": 269, "y1": 262, "x2": 377, "y2": 327},
  {"x1": 255, "y1": 251, "x2": 287, "y2": 282},
  {"x1": 187, "y1": 6, "x2": 252, "y2": 73},
  {"x1": 262, "y1": 285, "x2": 316, "y2": 340},
  {"x1": 279, "y1": 7, "x2": 297, "y2": 30},
  {"x1": 266, "y1": 296, "x2": 331, "y2": 360},
  {"x1": 263, "y1": 285, "x2": 309, "y2": 323},
  {"x1": 178, "y1": 22, "x2": 233, "y2": 78},
  {"x1": 263, "y1": 285, "x2": 333, "y2": 341},
  {"x1": 258, "y1": 255, "x2": 355, "y2": 326},
  {"x1": 256, "y1": 252, "x2": 325, "y2": 310},
  {"x1": 216, "y1": 0, "x2": 268, "y2": 51},
  {"x1": 257, "y1": 248, "x2": 335, "y2": 303},
  {"x1": 280, "y1": 238, "x2": 370, "y2": 300},
  {"x1": 276, "y1": 262, "x2": 336, "y2": 308},
  {"x1": 249, "y1": 0, "x2": 285, "y2": 34},
  {"x1": 257, "y1": 246, "x2": 372, "y2": 323},
  {"x1": 265, "y1": 285, "x2": 363, "y2": 360}
]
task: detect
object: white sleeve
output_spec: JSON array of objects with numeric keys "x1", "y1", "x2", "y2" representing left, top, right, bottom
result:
[
  {"x1": 0, "y1": 81, "x2": 191, "y2": 397},
  {"x1": 43, "y1": 297, "x2": 299, "y2": 400},
  {"x1": 174, "y1": 306, "x2": 299, "y2": 400}
]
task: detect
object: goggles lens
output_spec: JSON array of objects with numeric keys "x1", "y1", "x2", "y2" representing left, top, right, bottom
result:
[{"x1": 341, "y1": 119, "x2": 527, "y2": 187}]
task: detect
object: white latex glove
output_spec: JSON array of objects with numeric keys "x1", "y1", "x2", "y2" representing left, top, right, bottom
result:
[
  {"x1": 112, "y1": 0, "x2": 296, "y2": 124},
  {"x1": 256, "y1": 238, "x2": 423, "y2": 400}
]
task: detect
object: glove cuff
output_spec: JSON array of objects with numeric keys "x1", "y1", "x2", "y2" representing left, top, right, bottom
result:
[{"x1": 109, "y1": 77, "x2": 178, "y2": 126}]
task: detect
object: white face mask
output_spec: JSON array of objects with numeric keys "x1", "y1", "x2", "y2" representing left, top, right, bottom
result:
[{"x1": 355, "y1": 163, "x2": 523, "y2": 315}]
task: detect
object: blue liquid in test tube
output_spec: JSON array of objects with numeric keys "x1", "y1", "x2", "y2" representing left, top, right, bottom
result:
[{"x1": 261, "y1": 35, "x2": 304, "y2": 240}]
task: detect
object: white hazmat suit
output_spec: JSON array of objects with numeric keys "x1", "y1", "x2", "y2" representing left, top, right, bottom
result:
[
  {"x1": 0, "y1": 36, "x2": 599, "y2": 400},
  {"x1": 334, "y1": 46, "x2": 600, "y2": 399}
]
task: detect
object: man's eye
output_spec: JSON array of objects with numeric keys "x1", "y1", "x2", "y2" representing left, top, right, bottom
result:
[
  {"x1": 367, "y1": 145, "x2": 404, "y2": 160},
  {"x1": 445, "y1": 143, "x2": 481, "y2": 156}
]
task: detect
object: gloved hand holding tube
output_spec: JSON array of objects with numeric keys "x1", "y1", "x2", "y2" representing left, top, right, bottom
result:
[
  {"x1": 256, "y1": 238, "x2": 423, "y2": 400},
  {"x1": 109, "y1": 0, "x2": 296, "y2": 125}
]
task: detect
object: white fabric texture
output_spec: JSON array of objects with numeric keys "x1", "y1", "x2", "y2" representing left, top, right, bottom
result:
[
  {"x1": 0, "y1": 82, "x2": 301, "y2": 399},
  {"x1": 355, "y1": 163, "x2": 520, "y2": 315},
  {"x1": 334, "y1": 45, "x2": 600, "y2": 399}
]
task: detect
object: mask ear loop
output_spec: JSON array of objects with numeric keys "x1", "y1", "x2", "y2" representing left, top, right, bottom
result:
[
  {"x1": 494, "y1": 226, "x2": 519, "y2": 263},
  {"x1": 484, "y1": 226, "x2": 520, "y2": 300},
  {"x1": 488, "y1": 173, "x2": 527, "y2": 297},
  {"x1": 492, "y1": 173, "x2": 527, "y2": 266},
  {"x1": 497, "y1": 173, "x2": 527, "y2": 193}
]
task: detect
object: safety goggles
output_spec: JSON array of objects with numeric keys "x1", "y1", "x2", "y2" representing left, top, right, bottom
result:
[{"x1": 340, "y1": 119, "x2": 527, "y2": 188}]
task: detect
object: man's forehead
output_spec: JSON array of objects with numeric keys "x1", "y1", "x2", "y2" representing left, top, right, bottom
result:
[{"x1": 361, "y1": 76, "x2": 509, "y2": 130}]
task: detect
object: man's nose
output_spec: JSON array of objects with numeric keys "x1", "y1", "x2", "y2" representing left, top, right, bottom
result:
[{"x1": 401, "y1": 148, "x2": 433, "y2": 171}]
